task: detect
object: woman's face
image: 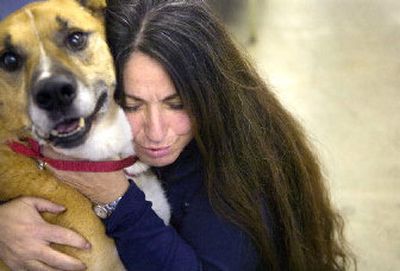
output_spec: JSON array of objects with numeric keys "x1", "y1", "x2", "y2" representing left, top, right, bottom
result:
[{"x1": 122, "y1": 52, "x2": 193, "y2": 167}]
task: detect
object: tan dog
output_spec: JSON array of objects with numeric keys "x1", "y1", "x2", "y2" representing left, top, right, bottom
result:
[{"x1": 0, "y1": 0, "x2": 170, "y2": 270}]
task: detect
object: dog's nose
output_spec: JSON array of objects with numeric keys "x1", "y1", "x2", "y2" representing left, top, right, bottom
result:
[{"x1": 33, "y1": 75, "x2": 77, "y2": 111}]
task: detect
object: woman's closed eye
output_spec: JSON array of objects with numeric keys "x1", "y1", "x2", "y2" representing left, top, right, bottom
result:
[
  {"x1": 122, "y1": 103, "x2": 142, "y2": 112},
  {"x1": 166, "y1": 102, "x2": 184, "y2": 110},
  {"x1": 164, "y1": 95, "x2": 184, "y2": 110}
]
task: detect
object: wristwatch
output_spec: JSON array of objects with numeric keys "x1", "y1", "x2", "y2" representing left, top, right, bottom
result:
[{"x1": 93, "y1": 196, "x2": 122, "y2": 219}]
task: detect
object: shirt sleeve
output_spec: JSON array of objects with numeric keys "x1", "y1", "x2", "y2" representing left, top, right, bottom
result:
[{"x1": 104, "y1": 183, "x2": 260, "y2": 271}]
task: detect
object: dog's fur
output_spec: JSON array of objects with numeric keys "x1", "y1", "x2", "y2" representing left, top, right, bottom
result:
[{"x1": 0, "y1": 0, "x2": 170, "y2": 270}]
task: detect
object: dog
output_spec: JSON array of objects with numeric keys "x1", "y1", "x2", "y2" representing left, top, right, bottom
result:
[{"x1": 0, "y1": 0, "x2": 170, "y2": 270}]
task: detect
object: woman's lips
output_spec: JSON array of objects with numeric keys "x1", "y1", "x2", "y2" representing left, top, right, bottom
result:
[{"x1": 142, "y1": 146, "x2": 171, "y2": 158}]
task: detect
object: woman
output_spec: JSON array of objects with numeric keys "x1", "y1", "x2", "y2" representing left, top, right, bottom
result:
[{"x1": 0, "y1": 0, "x2": 354, "y2": 270}]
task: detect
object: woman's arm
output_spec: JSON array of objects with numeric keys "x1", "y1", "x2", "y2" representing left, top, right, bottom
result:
[
  {"x1": 104, "y1": 183, "x2": 260, "y2": 271},
  {"x1": 44, "y1": 168, "x2": 259, "y2": 271},
  {"x1": 103, "y1": 183, "x2": 200, "y2": 271},
  {"x1": 0, "y1": 197, "x2": 89, "y2": 271}
]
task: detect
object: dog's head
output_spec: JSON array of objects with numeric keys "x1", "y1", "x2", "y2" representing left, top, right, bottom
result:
[{"x1": 0, "y1": 0, "x2": 119, "y2": 150}]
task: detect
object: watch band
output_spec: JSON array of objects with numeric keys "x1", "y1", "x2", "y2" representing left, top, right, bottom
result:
[{"x1": 93, "y1": 196, "x2": 123, "y2": 219}]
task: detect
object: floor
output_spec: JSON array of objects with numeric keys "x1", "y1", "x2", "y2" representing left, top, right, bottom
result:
[{"x1": 216, "y1": 0, "x2": 400, "y2": 270}]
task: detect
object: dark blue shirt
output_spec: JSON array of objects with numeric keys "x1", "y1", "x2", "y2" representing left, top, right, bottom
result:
[{"x1": 104, "y1": 141, "x2": 261, "y2": 270}]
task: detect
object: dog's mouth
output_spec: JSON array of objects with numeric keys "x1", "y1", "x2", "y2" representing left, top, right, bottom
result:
[
  {"x1": 49, "y1": 117, "x2": 86, "y2": 141},
  {"x1": 46, "y1": 92, "x2": 108, "y2": 148}
]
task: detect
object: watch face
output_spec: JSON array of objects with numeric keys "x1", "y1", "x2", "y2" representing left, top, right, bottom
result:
[
  {"x1": 94, "y1": 205, "x2": 108, "y2": 219},
  {"x1": 93, "y1": 196, "x2": 122, "y2": 219}
]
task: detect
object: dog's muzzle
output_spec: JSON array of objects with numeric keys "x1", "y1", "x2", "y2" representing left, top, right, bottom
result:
[{"x1": 32, "y1": 74, "x2": 108, "y2": 148}]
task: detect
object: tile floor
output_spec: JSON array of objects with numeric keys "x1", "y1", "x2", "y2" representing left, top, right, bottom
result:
[{"x1": 218, "y1": 0, "x2": 400, "y2": 270}]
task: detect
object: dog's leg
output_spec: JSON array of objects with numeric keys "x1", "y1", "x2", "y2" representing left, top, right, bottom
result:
[{"x1": 129, "y1": 164, "x2": 171, "y2": 225}]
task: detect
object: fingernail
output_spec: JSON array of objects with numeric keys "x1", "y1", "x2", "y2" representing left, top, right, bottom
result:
[{"x1": 84, "y1": 242, "x2": 91, "y2": 249}]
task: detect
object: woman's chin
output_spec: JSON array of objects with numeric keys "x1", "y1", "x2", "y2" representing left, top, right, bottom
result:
[{"x1": 138, "y1": 151, "x2": 179, "y2": 167}]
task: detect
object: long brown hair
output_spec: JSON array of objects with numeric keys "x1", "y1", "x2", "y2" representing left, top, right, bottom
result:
[{"x1": 106, "y1": 0, "x2": 355, "y2": 269}]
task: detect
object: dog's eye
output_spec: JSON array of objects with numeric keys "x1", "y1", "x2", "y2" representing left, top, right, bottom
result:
[
  {"x1": 65, "y1": 31, "x2": 88, "y2": 51},
  {"x1": 0, "y1": 51, "x2": 22, "y2": 72}
]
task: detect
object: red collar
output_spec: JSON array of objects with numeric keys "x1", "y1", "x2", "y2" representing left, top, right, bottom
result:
[{"x1": 7, "y1": 138, "x2": 138, "y2": 172}]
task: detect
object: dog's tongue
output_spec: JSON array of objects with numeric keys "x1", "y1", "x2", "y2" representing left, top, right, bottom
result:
[{"x1": 55, "y1": 119, "x2": 79, "y2": 134}]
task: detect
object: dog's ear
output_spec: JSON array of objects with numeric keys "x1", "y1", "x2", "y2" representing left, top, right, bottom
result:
[{"x1": 77, "y1": 0, "x2": 106, "y2": 16}]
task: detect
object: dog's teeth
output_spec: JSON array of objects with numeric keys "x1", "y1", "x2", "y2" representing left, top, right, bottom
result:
[
  {"x1": 79, "y1": 118, "x2": 85, "y2": 128},
  {"x1": 50, "y1": 118, "x2": 86, "y2": 138}
]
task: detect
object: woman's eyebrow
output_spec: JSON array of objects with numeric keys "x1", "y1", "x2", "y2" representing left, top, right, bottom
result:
[
  {"x1": 125, "y1": 93, "x2": 142, "y2": 101},
  {"x1": 162, "y1": 94, "x2": 180, "y2": 102}
]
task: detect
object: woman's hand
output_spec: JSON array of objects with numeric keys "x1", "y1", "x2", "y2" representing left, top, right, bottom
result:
[
  {"x1": 0, "y1": 197, "x2": 89, "y2": 271},
  {"x1": 42, "y1": 147, "x2": 130, "y2": 204}
]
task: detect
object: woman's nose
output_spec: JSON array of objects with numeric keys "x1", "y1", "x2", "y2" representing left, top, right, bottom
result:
[{"x1": 145, "y1": 107, "x2": 167, "y2": 143}]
